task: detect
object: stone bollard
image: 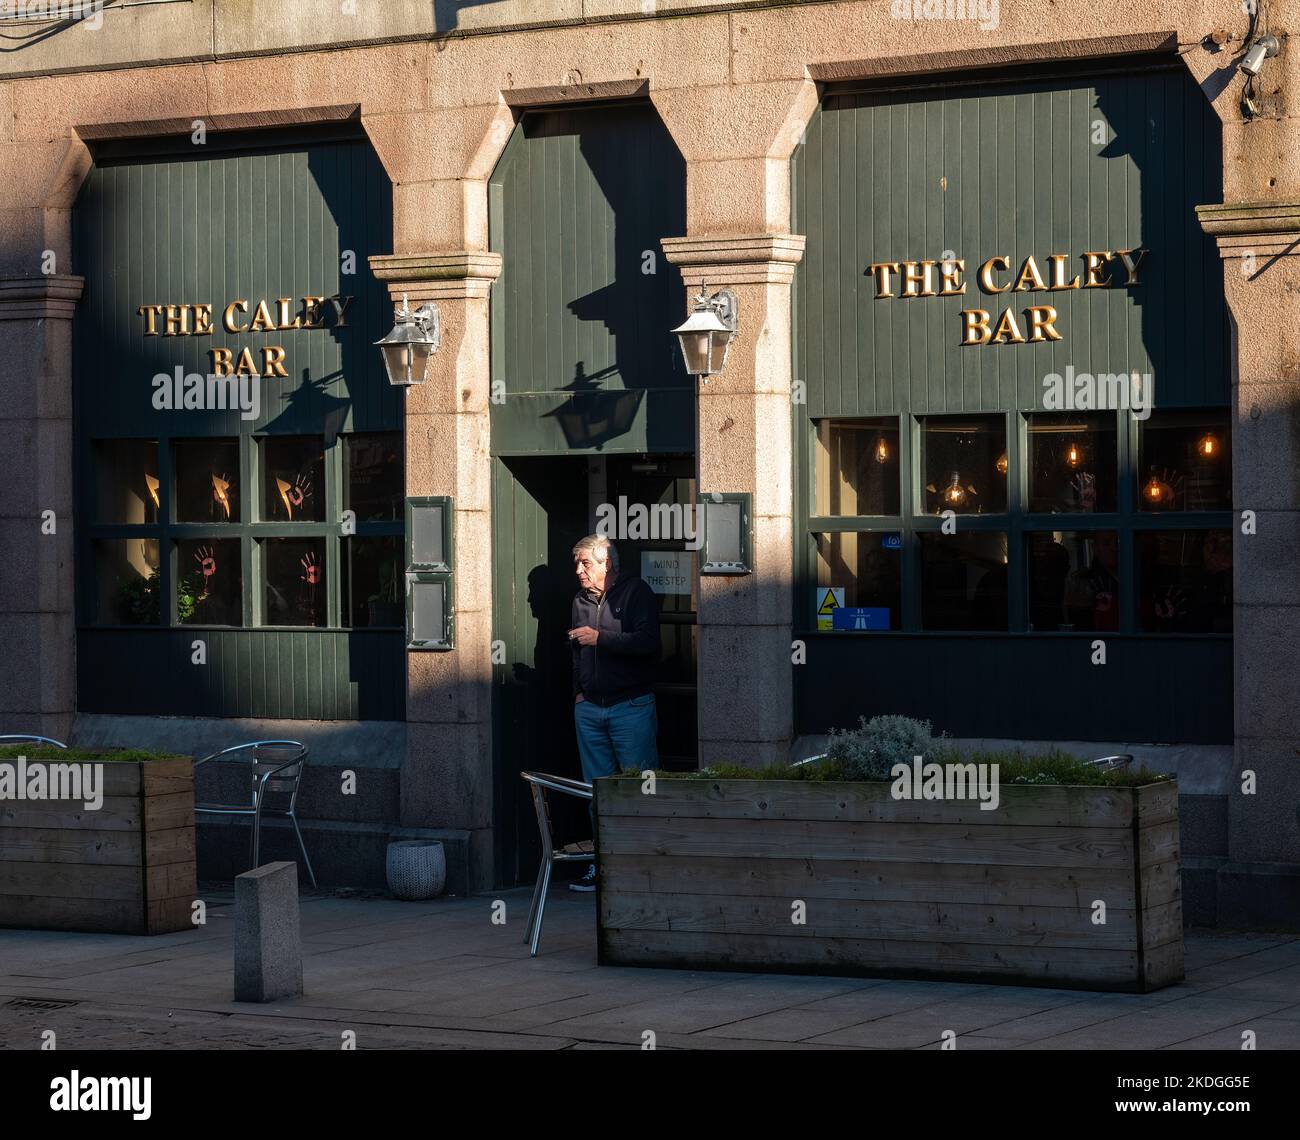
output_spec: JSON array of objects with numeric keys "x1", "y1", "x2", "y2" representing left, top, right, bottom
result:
[{"x1": 234, "y1": 861, "x2": 303, "y2": 1003}]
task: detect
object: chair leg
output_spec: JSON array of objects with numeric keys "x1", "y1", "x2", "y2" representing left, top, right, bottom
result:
[
  {"x1": 251, "y1": 809, "x2": 261, "y2": 871},
  {"x1": 529, "y1": 857, "x2": 554, "y2": 958},
  {"x1": 523, "y1": 857, "x2": 547, "y2": 945},
  {"x1": 291, "y1": 814, "x2": 317, "y2": 889}
]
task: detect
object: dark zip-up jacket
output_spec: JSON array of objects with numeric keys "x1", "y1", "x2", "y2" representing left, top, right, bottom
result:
[{"x1": 571, "y1": 574, "x2": 660, "y2": 707}]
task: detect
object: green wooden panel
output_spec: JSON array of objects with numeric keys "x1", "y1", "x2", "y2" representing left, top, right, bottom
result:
[
  {"x1": 489, "y1": 105, "x2": 691, "y2": 455},
  {"x1": 792, "y1": 66, "x2": 1227, "y2": 417},
  {"x1": 796, "y1": 633, "x2": 1231, "y2": 744},
  {"x1": 72, "y1": 133, "x2": 403, "y2": 721},
  {"x1": 76, "y1": 629, "x2": 404, "y2": 722},
  {"x1": 74, "y1": 139, "x2": 396, "y2": 437}
]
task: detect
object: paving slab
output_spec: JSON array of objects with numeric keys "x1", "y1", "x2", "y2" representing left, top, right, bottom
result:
[{"x1": 1, "y1": 888, "x2": 1297, "y2": 1051}]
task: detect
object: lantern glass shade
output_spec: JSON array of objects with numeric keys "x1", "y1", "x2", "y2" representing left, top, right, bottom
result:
[
  {"x1": 379, "y1": 339, "x2": 435, "y2": 388},
  {"x1": 672, "y1": 306, "x2": 733, "y2": 377},
  {"x1": 375, "y1": 300, "x2": 440, "y2": 387}
]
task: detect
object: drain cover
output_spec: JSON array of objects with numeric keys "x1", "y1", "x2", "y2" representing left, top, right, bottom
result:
[{"x1": 4, "y1": 998, "x2": 79, "y2": 1011}]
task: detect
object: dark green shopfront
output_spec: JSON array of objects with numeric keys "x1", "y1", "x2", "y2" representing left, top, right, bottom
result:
[{"x1": 68, "y1": 61, "x2": 1232, "y2": 891}]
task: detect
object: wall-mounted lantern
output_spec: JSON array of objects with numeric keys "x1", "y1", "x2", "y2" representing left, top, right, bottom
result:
[
  {"x1": 375, "y1": 292, "x2": 441, "y2": 387},
  {"x1": 671, "y1": 284, "x2": 738, "y2": 378}
]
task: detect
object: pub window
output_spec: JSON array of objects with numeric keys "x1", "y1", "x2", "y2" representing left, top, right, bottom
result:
[
  {"x1": 262, "y1": 536, "x2": 328, "y2": 627},
  {"x1": 919, "y1": 414, "x2": 1007, "y2": 515},
  {"x1": 1027, "y1": 530, "x2": 1120, "y2": 632},
  {"x1": 93, "y1": 538, "x2": 161, "y2": 624},
  {"x1": 1027, "y1": 413, "x2": 1118, "y2": 513},
  {"x1": 343, "y1": 535, "x2": 404, "y2": 628},
  {"x1": 94, "y1": 439, "x2": 159, "y2": 524},
  {"x1": 1138, "y1": 409, "x2": 1231, "y2": 511},
  {"x1": 345, "y1": 433, "x2": 403, "y2": 521},
  {"x1": 262, "y1": 435, "x2": 326, "y2": 522},
  {"x1": 814, "y1": 418, "x2": 901, "y2": 516},
  {"x1": 175, "y1": 439, "x2": 240, "y2": 522},
  {"x1": 806, "y1": 411, "x2": 1230, "y2": 638},
  {"x1": 1137, "y1": 529, "x2": 1233, "y2": 634},
  {"x1": 86, "y1": 432, "x2": 404, "y2": 631},
  {"x1": 919, "y1": 531, "x2": 1008, "y2": 631},
  {"x1": 175, "y1": 537, "x2": 242, "y2": 626},
  {"x1": 813, "y1": 531, "x2": 902, "y2": 630}
]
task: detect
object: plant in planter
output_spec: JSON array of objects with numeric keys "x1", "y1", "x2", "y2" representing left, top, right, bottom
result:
[
  {"x1": 0, "y1": 745, "x2": 196, "y2": 935},
  {"x1": 597, "y1": 717, "x2": 1182, "y2": 993}
]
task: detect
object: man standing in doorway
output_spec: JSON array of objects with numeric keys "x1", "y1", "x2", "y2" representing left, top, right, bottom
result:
[{"x1": 567, "y1": 534, "x2": 660, "y2": 891}]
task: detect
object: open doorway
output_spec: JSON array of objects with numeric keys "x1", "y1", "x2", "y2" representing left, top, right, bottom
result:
[{"x1": 491, "y1": 452, "x2": 698, "y2": 886}]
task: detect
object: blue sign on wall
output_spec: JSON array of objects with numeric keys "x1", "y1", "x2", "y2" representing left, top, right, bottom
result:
[
  {"x1": 831, "y1": 607, "x2": 890, "y2": 631},
  {"x1": 881, "y1": 533, "x2": 902, "y2": 549}
]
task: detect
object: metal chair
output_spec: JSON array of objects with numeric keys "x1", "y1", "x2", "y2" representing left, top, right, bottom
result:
[
  {"x1": 194, "y1": 740, "x2": 316, "y2": 887},
  {"x1": 520, "y1": 771, "x2": 593, "y2": 957},
  {"x1": 0, "y1": 734, "x2": 68, "y2": 749}
]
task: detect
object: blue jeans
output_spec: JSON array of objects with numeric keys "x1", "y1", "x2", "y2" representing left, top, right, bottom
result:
[{"x1": 575, "y1": 692, "x2": 658, "y2": 785}]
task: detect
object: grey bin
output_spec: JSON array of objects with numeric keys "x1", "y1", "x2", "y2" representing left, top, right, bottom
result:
[{"x1": 386, "y1": 840, "x2": 447, "y2": 901}]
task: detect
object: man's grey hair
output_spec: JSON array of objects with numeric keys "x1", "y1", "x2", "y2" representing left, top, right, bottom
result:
[{"x1": 572, "y1": 534, "x2": 619, "y2": 571}]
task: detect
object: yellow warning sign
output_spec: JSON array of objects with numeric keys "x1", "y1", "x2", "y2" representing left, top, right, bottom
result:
[{"x1": 816, "y1": 587, "x2": 844, "y2": 631}]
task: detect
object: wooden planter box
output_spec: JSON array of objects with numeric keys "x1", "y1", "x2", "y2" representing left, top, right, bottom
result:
[
  {"x1": 0, "y1": 756, "x2": 196, "y2": 935},
  {"x1": 596, "y1": 776, "x2": 1183, "y2": 992}
]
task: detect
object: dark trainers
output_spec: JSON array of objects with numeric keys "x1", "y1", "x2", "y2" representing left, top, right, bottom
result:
[{"x1": 568, "y1": 863, "x2": 597, "y2": 892}]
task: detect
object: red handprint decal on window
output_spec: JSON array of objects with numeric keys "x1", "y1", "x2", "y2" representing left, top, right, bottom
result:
[
  {"x1": 195, "y1": 546, "x2": 217, "y2": 580},
  {"x1": 300, "y1": 552, "x2": 322, "y2": 587}
]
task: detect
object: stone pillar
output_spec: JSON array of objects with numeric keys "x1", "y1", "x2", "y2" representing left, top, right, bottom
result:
[
  {"x1": 0, "y1": 274, "x2": 83, "y2": 744},
  {"x1": 654, "y1": 79, "x2": 815, "y2": 768},
  {"x1": 1197, "y1": 201, "x2": 1300, "y2": 924},
  {"x1": 369, "y1": 252, "x2": 501, "y2": 892},
  {"x1": 661, "y1": 235, "x2": 804, "y2": 767}
]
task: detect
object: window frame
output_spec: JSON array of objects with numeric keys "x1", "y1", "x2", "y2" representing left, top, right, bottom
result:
[
  {"x1": 802, "y1": 408, "x2": 1232, "y2": 638},
  {"x1": 82, "y1": 431, "x2": 404, "y2": 631}
]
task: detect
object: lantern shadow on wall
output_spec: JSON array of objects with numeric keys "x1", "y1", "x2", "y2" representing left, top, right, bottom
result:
[{"x1": 542, "y1": 360, "x2": 644, "y2": 451}]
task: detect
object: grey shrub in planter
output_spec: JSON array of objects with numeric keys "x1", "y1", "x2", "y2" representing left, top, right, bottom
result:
[{"x1": 386, "y1": 840, "x2": 446, "y2": 900}]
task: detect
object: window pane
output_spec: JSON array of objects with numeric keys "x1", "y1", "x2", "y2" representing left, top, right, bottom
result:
[
  {"x1": 920, "y1": 532, "x2": 1008, "y2": 630},
  {"x1": 94, "y1": 440, "x2": 159, "y2": 524},
  {"x1": 1138, "y1": 529, "x2": 1232, "y2": 633},
  {"x1": 175, "y1": 439, "x2": 240, "y2": 523},
  {"x1": 262, "y1": 537, "x2": 327, "y2": 627},
  {"x1": 813, "y1": 532, "x2": 902, "y2": 630},
  {"x1": 814, "y1": 420, "x2": 900, "y2": 516},
  {"x1": 1027, "y1": 530, "x2": 1120, "y2": 632},
  {"x1": 1027, "y1": 413, "x2": 1117, "y2": 513},
  {"x1": 92, "y1": 538, "x2": 160, "y2": 624},
  {"x1": 1138, "y1": 410, "x2": 1231, "y2": 511},
  {"x1": 343, "y1": 536, "x2": 403, "y2": 628},
  {"x1": 344, "y1": 433, "x2": 403, "y2": 522},
  {"x1": 262, "y1": 436, "x2": 325, "y2": 522},
  {"x1": 920, "y1": 415, "x2": 1006, "y2": 514},
  {"x1": 176, "y1": 538, "x2": 242, "y2": 626}
]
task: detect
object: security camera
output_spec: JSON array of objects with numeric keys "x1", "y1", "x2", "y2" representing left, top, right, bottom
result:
[{"x1": 1240, "y1": 34, "x2": 1279, "y2": 77}]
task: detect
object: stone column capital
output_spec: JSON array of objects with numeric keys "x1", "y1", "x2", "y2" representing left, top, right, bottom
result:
[
  {"x1": 660, "y1": 234, "x2": 806, "y2": 286},
  {"x1": 0, "y1": 274, "x2": 85, "y2": 320},
  {"x1": 1196, "y1": 201, "x2": 1300, "y2": 259},
  {"x1": 368, "y1": 251, "x2": 503, "y2": 301}
]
